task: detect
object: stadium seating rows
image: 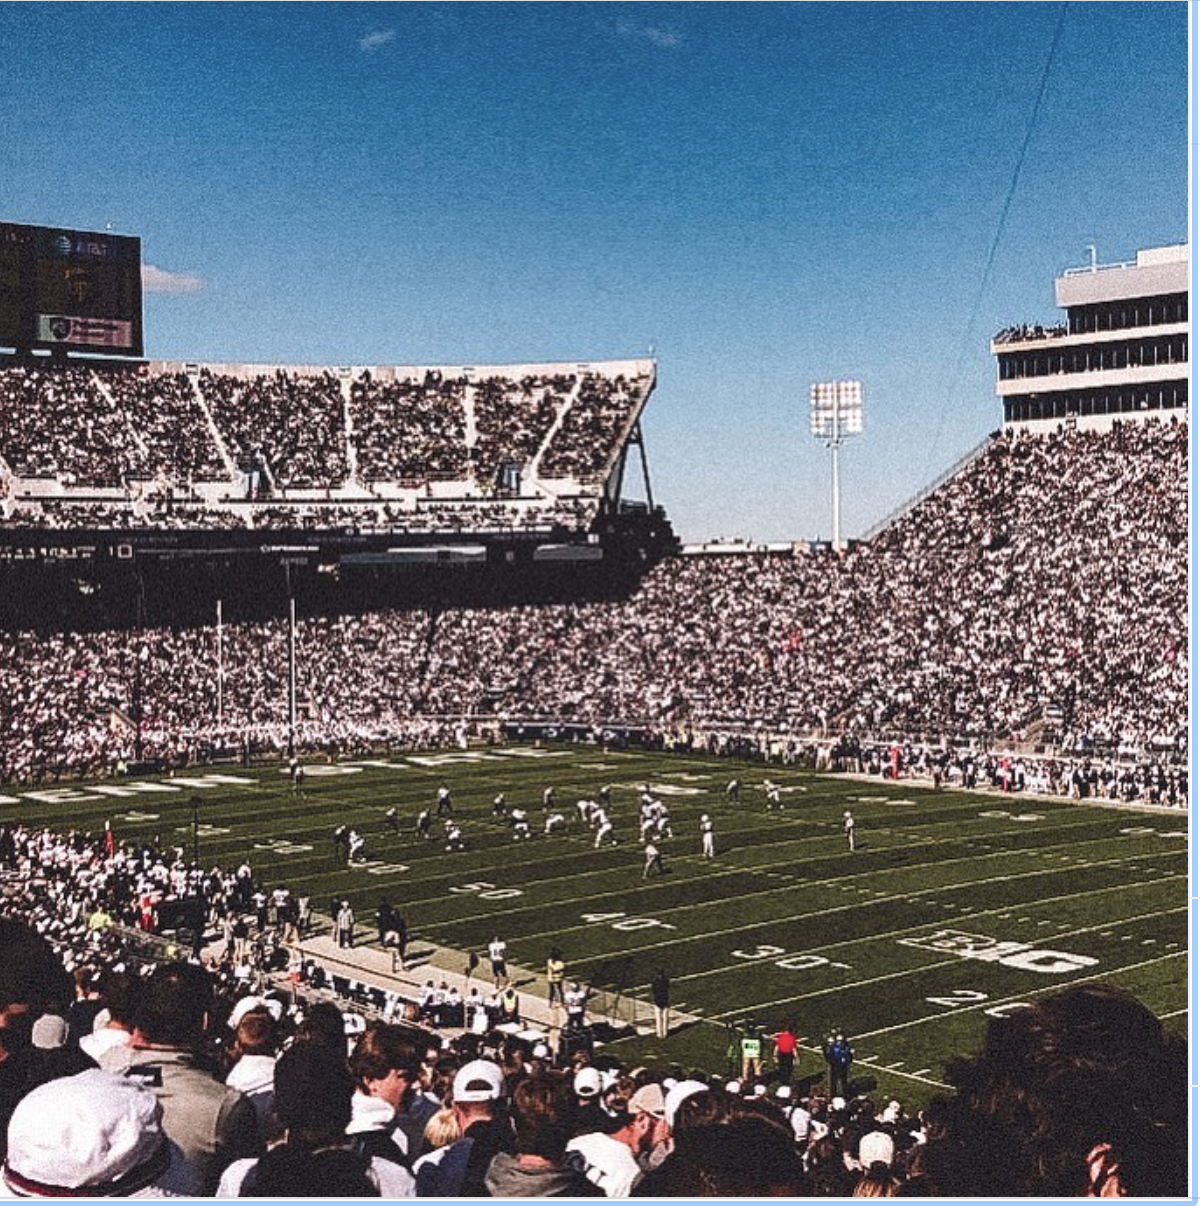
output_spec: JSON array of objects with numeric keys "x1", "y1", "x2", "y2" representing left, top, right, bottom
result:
[
  {"x1": 0, "y1": 362, "x2": 654, "y2": 532},
  {"x1": 0, "y1": 419, "x2": 1185, "y2": 779}
]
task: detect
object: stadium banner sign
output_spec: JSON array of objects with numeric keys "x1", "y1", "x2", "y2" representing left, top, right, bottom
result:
[{"x1": 37, "y1": 314, "x2": 134, "y2": 348}]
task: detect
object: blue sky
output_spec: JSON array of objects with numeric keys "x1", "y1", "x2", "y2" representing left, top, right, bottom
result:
[{"x1": 0, "y1": 3, "x2": 1187, "y2": 542}]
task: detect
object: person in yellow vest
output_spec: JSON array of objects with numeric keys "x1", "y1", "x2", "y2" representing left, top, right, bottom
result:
[
  {"x1": 546, "y1": 948, "x2": 566, "y2": 1006},
  {"x1": 740, "y1": 1026, "x2": 764, "y2": 1082},
  {"x1": 498, "y1": 985, "x2": 520, "y2": 1025}
]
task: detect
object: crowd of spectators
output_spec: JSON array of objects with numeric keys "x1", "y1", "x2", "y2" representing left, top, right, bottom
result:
[
  {"x1": 0, "y1": 362, "x2": 651, "y2": 537},
  {"x1": 0, "y1": 884, "x2": 1187, "y2": 1197},
  {"x1": 100, "y1": 369, "x2": 227, "y2": 481},
  {"x1": 350, "y1": 372, "x2": 469, "y2": 483},
  {"x1": 539, "y1": 372, "x2": 650, "y2": 482},
  {"x1": 0, "y1": 367, "x2": 148, "y2": 486},
  {"x1": 992, "y1": 322, "x2": 1069, "y2": 344},
  {"x1": 0, "y1": 420, "x2": 1185, "y2": 778},
  {"x1": 471, "y1": 373, "x2": 571, "y2": 488},
  {"x1": 200, "y1": 369, "x2": 349, "y2": 491}
]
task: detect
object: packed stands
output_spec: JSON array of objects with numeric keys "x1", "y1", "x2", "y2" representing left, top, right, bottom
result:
[
  {"x1": 0, "y1": 366, "x2": 147, "y2": 486},
  {"x1": 350, "y1": 371, "x2": 469, "y2": 483},
  {"x1": 0, "y1": 419, "x2": 1185, "y2": 779},
  {"x1": 0, "y1": 360, "x2": 655, "y2": 539},
  {"x1": 201, "y1": 367, "x2": 349, "y2": 491}
]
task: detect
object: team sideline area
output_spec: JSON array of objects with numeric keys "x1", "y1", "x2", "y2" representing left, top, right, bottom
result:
[{"x1": 2, "y1": 744, "x2": 1185, "y2": 1109}]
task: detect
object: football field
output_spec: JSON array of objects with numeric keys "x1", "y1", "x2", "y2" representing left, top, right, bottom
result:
[{"x1": 7, "y1": 745, "x2": 1188, "y2": 1108}]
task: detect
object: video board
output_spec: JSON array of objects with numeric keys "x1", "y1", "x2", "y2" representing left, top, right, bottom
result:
[{"x1": 0, "y1": 221, "x2": 143, "y2": 356}]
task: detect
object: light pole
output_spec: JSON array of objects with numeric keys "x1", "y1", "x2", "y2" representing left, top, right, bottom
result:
[{"x1": 809, "y1": 380, "x2": 863, "y2": 551}]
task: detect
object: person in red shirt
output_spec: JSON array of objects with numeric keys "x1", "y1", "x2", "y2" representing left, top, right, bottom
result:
[{"x1": 772, "y1": 1021, "x2": 799, "y2": 1086}]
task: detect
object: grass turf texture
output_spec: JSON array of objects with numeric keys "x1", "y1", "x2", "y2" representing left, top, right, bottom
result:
[{"x1": 5, "y1": 746, "x2": 1186, "y2": 1109}]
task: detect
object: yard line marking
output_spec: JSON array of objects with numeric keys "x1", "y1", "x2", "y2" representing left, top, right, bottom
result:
[
  {"x1": 413, "y1": 829, "x2": 1183, "y2": 936},
  {"x1": 850, "y1": 952, "x2": 1185, "y2": 1041},
  {"x1": 540, "y1": 856, "x2": 1186, "y2": 964},
  {"x1": 655, "y1": 884, "x2": 1186, "y2": 989},
  {"x1": 702, "y1": 906, "x2": 1187, "y2": 1019}
]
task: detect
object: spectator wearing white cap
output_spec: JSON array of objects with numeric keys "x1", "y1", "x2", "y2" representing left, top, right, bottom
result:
[
  {"x1": 1, "y1": 1068, "x2": 195, "y2": 1197},
  {"x1": 412, "y1": 1059, "x2": 515, "y2": 1197},
  {"x1": 572, "y1": 1065, "x2": 607, "y2": 1135},
  {"x1": 567, "y1": 1082, "x2": 667, "y2": 1197},
  {"x1": 0, "y1": 918, "x2": 73, "y2": 1164}
]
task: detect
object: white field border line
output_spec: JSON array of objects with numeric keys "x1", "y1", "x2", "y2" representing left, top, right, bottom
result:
[
  {"x1": 327, "y1": 814, "x2": 1174, "y2": 929},
  {"x1": 671, "y1": 876, "x2": 1189, "y2": 990},
  {"x1": 848, "y1": 951, "x2": 1186, "y2": 1041},
  {"x1": 703, "y1": 903, "x2": 1187, "y2": 1020},
  {"x1": 1157, "y1": 1007, "x2": 1188, "y2": 1020},
  {"x1": 497, "y1": 846, "x2": 1186, "y2": 952}
]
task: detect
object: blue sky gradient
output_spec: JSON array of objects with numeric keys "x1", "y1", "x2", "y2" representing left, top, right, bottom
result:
[{"x1": 0, "y1": 3, "x2": 1186, "y2": 541}]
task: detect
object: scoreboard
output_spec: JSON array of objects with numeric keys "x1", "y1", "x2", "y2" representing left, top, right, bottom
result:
[{"x1": 0, "y1": 221, "x2": 143, "y2": 356}]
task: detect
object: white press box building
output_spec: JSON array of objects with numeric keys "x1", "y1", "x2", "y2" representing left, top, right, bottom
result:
[{"x1": 992, "y1": 243, "x2": 1188, "y2": 432}]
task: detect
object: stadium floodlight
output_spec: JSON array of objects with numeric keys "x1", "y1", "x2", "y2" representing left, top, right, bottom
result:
[{"x1": 809, "y1": 380, "x2": 863, "y2": 551}]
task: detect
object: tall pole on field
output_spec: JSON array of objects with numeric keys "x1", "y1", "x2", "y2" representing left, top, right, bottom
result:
[
  {"x1": 216, "y1": 599, "x2": 224, "y2": 730},
  {"x1": 287, "y1": 594, "x2": 297, "y2": 759}
]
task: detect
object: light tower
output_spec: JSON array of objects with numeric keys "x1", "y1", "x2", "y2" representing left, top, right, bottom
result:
[{"x1": 809, "y1": 380, "x2": 863, "y2": 551}]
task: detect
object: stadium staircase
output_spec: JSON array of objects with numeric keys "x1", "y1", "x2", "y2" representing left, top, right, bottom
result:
[
  {"x1": 188, "y1": 374, "x2": 241, "y2": 485},
  {"x1": 527, "y1": 375, "x2": 583, "y2": 481}
]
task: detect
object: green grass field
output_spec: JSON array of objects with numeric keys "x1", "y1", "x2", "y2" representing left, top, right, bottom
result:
[{"x1": 5, "y1": 745, "x2": 1187, "y2": 1108}]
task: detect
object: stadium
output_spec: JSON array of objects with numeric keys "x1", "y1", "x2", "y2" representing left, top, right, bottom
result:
[{"x1": 0, "y1": 6, "x2": 1189, "y2": 1199}]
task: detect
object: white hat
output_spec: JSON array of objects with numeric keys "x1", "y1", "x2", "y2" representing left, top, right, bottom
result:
[
  {"x1": 774, "y1": 1085, "x2": 792, "y2": 1100},
  {"x1": 31, "y1": 1014, "x2": 68, "y2": 1050},
  {"x1": 663, "y1": 1079, "x2": 708, "y2": 1129},
  {"x1": 574, "y1": 1067, "x2": 603, "y2": 1097},
  {"x1": 453, "y1": 1059, "x2": 505, "y2": 1103},
  {"x1": 858, "y1": 1130, "x2": 895, "y2": 1168},
  {"x1": 2, "y1": 1070, "x2": 181, "y2": 1196},
  {"x1": 724, "y1": 1079, "x2": 742, "y2": 1094}
]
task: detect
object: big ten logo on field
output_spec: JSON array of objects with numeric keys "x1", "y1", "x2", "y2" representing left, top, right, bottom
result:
[{"x1": 900, "y1": 929, "x2": 1097, "y2": 974}]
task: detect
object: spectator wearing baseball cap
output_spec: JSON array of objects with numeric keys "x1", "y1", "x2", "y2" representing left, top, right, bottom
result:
[
  {"x1": 567, "y1": 1082, "x2": 667, "y2": 1197},
  {"x1": 1, "y1": 1068, "x2": 195, "y2": 1197},
  {"x1": 412, "y1": 1058, "x2": 515, "y2": 1197},
  {"x1": 572, "y1": 1065, "x2": 608, "y2": 1136}
]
